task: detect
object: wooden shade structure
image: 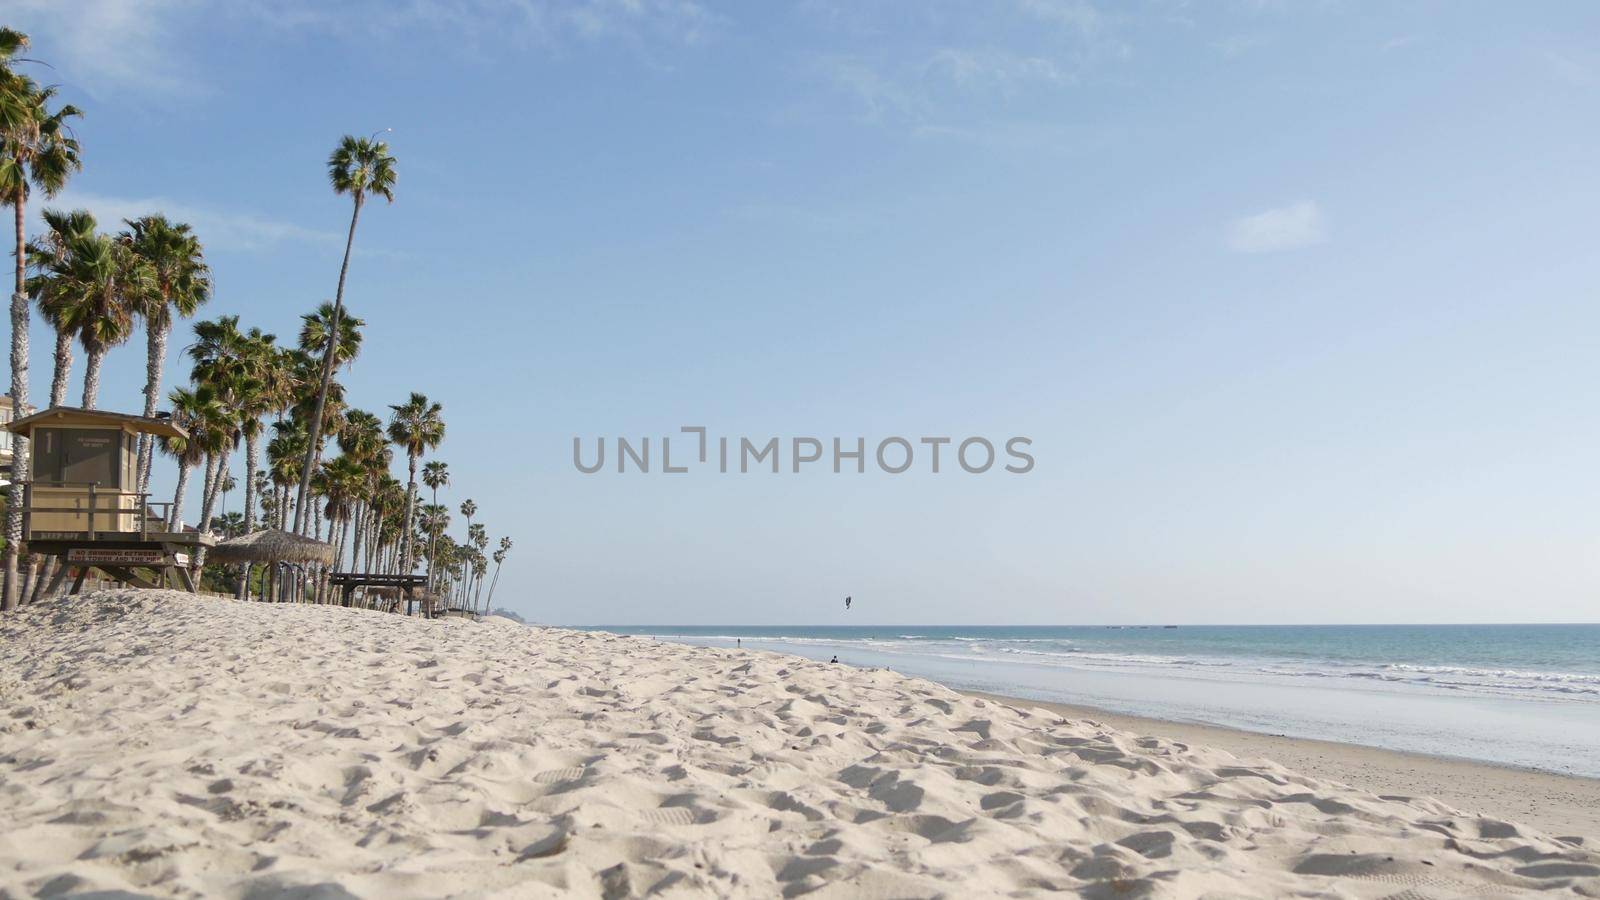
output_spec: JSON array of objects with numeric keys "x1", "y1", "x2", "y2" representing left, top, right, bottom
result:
[{"x1": 209, "y1": 529, "x2": 335, "y2": 566}]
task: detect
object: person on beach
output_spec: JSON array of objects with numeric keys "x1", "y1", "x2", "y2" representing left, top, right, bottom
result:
[
  {"x1": 830, "y1": 655, "x2": 838, "y2": 663},
  {"x1": 845, "y1": 596, "x2": 851, "y2": 610}
]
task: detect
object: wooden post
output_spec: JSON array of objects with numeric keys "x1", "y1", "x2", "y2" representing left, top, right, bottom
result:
[
  {"x1": 87, "y1": 484, "x2": 97, "y2": 542},
  {"x1": 39, "y1": 559, "x2": 69, "y2": 603}
]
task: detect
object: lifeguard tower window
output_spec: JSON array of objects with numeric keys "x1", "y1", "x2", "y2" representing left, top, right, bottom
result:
[{"x1": 34, "y1": 427, "x2": 125, "y2": 488}]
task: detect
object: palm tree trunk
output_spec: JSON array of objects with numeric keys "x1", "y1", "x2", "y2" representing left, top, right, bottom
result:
[
  {"x1": 27, "y1": 556, "x2": 55, "y2": 606},
  {"x1": 199, "y1": 452, "x2": 216, "y2": 521},
  {"x1": 136, "y1": 319, "x2": 168, "y2": 495},
  {"x1": 349, "y1": 500, "x2": 365, "y2": 570},
  {"x1": 485, "y1": 557, "x2": 506, "y2": 610},
  {"x1": 192, "y1": 453, "x2": 222, "y2": 573},
  {"x1": 81, "y1": 347, "x2": 105, "y2": 409},
  {"x1": 293, "y1": 195, "x2": 363, "y2": 535},
  {"x1": 425, "y1": 484, "x2": 439, "y2": 591},
  {"x1": 5, "y1": 195, "x2": 32, "y2": 613},
  {"x1": 243, "y1": 429, "x2": 259, "y2": 530},
  {"x1": 401, "y1": 453, "x2": 419, "y2": 573},
  {"x1": 49, "y1": 328, "x2": 72, "y2": 408},
  {"x1": 169, "y1": 461, "x2": 192, "y2": 532},
  {"x1": 237, "y1": 429, "x2": 260, "y2": 599}
]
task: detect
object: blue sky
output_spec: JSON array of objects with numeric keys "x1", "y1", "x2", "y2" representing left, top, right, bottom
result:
[{"x1": 9, "y1": 0, "x2": 1600, "y2": 624}]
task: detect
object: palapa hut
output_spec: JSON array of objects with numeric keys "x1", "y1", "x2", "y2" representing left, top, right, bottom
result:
[
  {"x1": 209, "y1": 528, "x2": 336, "y2": 567},
  {"x1": 209, "y1": 529, "x2": 334, "y2": 603}
]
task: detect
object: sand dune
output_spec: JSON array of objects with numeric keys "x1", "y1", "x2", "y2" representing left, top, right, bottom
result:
[{"x1": 1, "y1": 591, "x2": 1596, "y2": 898}]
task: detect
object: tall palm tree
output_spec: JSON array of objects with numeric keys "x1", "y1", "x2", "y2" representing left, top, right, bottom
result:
[
  {"x1": 418, "y1": 501, "x2": 450, "y2": 578},
  {"x1": 468, "y1": 522, "x2": 489, "y2": 613},
  {"x1": 293, "y1": 302, "x2": 362, "y2": 483},
  {"x1": 485, "y1": 536, "x2": 513, "y2": 611},
  {"x1": 294, "y1": 134, "x2": 396, "y2": 536},
  {"x1": 318, "y1": 454, "x2": 366, "y2": 573},
  {"x1": 366, "y1": 474, "x2": 404, "y2": 573},
  {"x1": 338, "y1": 409, "x2": 386, "y2": 573},
  {"x1": 237, "y1": 331, "x2": 285, "y2": 533},
  {"x1": 266, "y1": 419, "x2": 308, "y2": 530},
  {"x1": 164, "y1": 384, "x2": 221, "y2": 531},
  {"x1": 46, "y1": 231, "x2": 150, "y2": 408},
  {"x1": 26, "y1": 207, "x2": 95, "y2": 407},
  {"x1": 2, "y1": 39, "x2": 82, "y2": 611},
  {"x1": 386, "y1": 392, "x2": 443, "y2": 574},
  {"x1": 422, "y1": 460, "x2": 449, "y2": 590},
  {"x1": 458, "y1": 498, "x2": 477, "y2": 602},
  {"x1": 124, "y1": 214, "x2": 210, "y2": 494},
  {"x1": 190, "y1": 371, "x2": 242, "y2": 550}
]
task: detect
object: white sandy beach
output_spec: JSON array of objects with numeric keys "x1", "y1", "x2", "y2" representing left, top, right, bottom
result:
[{"x1": 1, "y1": 592, "x2": 1597, "y2": 898}]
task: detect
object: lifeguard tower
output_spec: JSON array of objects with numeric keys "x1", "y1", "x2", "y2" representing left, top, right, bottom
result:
[{"x1": 3, "y1": 406, "x2": 214, "y2": 594}]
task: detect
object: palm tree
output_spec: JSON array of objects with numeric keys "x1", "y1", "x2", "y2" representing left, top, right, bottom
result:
[
  {"x1": 124, "y1": 214, "x2": 210, "y2": 494},
  {"x1": 335, "y1": 408, "x2": 386, "y2": 574},
  {"x1": 418, "y1": 501, "x2": 450, "y2": 590},
  {"x1": 422, "y1": 460, "x2": 449, "y2": 590},
  {"x1": 485, "y1": 536, "x2": 514, "y2": 611},
  {"x1": 387, "y1": 392, "x2": 443, "y2": 574},
  {"x1": 298, "y1": 301, "x2": 364, "y2": 368},
  {"x1": 293, "y1": 134, "x2": 396, "y2": 536},
  {"x1": 266, "y1": 419, "x2": 308, "y2": 530},
  {"x1": 191, "y1": 372, "x2": 242, "y2": 567},
  {"x1": 215, "y1": 511, "x2": 245, "y2": 539},
  {"x1": 2, "y1": 42, "x2": 82, "y2": 611},
  {"x1": 237, "y1": 331, "x2": 285, "y2": 534},
  {"x1": 25, "y1": 207, "x2": 95, "y2": 407},
  {"x1": 48, "y1": 231, "x2": 150, "y2": 408},
  {"x1": 468, "y1": 522, "x2": 489, "y2": 613},
  {"x1": 164, "y1": 384, "x2": 221, "y2": 531},
  {"x1": 458, "y1": 499, "x2": 477, "y2": 604},
  {"x1": 318, "y1": 454, "x2": 366, "y2": 573},
  {"x1": 366, "y1": 474, "x2": 405, "y2": 573}
]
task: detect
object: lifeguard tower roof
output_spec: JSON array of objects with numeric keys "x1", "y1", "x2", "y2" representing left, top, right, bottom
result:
[{"x1": 3, "y1": 406, "x2": 187, "y2": 439}]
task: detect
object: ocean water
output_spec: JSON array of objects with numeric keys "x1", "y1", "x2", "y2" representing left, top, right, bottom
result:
[{"x1": 577, "y1": 624, "x2": 1600, "y2": 777}]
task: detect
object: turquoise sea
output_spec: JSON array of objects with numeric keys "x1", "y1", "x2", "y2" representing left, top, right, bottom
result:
[{"x1": 576, "y1": 624, "x2": 1600, "y2": 777}]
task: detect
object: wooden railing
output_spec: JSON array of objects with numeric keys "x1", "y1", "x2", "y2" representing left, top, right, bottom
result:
[{"x1": 18, "y1": 481, "x2": 173, "y2": 542}]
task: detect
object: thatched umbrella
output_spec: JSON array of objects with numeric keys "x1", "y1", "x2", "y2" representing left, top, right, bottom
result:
[{"x1": 209, "y1": 529, "x2": 335, "y2": 566}]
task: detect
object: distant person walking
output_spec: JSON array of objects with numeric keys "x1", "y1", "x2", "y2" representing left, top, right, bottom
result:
[{"x1": 845, "y1": 596, "x2": 852, "y2": 611}]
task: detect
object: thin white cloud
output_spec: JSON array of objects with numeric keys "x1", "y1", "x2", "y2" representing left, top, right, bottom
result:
[
  {"x1": 927, "y1": 48, "x2": 1071, "y2": 92},
  {"x1": 1015, "y1": 0, "x2": 1103, "y2": 36},
  {"x1": 1212, "y1": 34, "x2": 1270, "y2": 58},
  {"x1": 1226, "y1": 201, "x2": 1327, "y2": 254},
  {"x1": 10, "y1": 0, "x2": 720, "y2": 98},
  {"x1": 1543, "y1": 49, "x2": 1597, "y2": 88},
  {"x1": 35, "y1": 190, "x2": 338, "y2": 253},
  {"x1": 10, "y1": 0, "x2": 203, "y2": 98},
  {"x1": 815, "y1": 56, "x2": 925, "y2": 123}
]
